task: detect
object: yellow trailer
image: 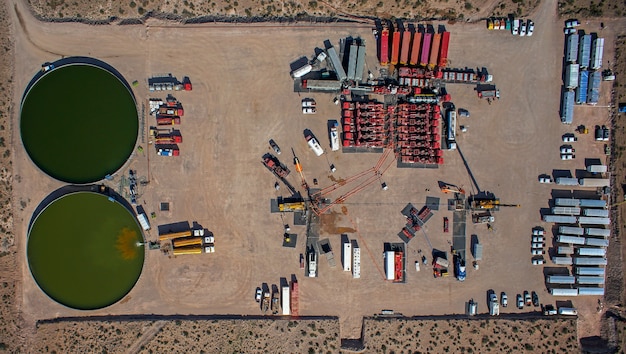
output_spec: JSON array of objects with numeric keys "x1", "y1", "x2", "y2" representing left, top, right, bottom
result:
[
  {"x1": 172, "y1": 245, "x2": 203, "y2": 255},
  {"x1": 172, "y1": 237, "x2": 203, "y2": 248},
  {"x1": 159, "y1": 230, "x2": 192, "y2": 241}
]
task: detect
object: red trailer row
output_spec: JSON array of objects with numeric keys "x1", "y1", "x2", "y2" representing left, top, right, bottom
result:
[{"x1": 377, "y1": 27, "x2": 450, "y2": 69}]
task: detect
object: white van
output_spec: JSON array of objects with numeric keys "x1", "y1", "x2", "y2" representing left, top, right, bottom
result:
[{"x1": 512, "y1": 19, "x2": 520, "y2": 35}]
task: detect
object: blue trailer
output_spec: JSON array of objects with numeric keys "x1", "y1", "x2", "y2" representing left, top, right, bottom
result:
[
  {"x1": 576, "y1": 70, "x2": 588, "y2": 104},
  {"x1": 587, "y1": 70, "x2": 601, "y2": 105}
]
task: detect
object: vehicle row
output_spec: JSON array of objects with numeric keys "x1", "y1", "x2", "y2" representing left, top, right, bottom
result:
[{"x1": 487, "y1": 18, "x2": 535, "y2": 36}]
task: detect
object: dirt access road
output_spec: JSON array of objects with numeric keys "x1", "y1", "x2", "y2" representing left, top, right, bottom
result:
[{"x1": 10, "y1": 0, "x2": 612, "y2": 340}]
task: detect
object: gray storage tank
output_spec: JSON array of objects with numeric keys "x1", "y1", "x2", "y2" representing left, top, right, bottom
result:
[
  {"x1": 577, "y1": 287, "x2": 605, "y2": 296},
  {"x1": 544, "y1": 215, "x2": 577, "y2": 223},
  {"x1": 550, "y1": 288, "x2": 578, "y2": 296},
  {"x1": 576, "y1": 276, "x2": 605, "y2": 285},
  {"x1": 585, "y1": 237, "x2": 609, "y2": 247},
  {"x1": 546, "y1": 275, "x2": 576, "y2": 284},
  {"x1": 573, "y1": 257, "x2": 608, "y2": 266},
  {"x1": 585, "y1": 228, "x2": 610, "y2": 237},
  {"x1": 575, "y1": 267, "x2": 605, "y2": 276},
  {"x1": 566, "y1": 34, "x2": 579, "y2": 63},
  {"x1": 559, "y1": 226, "x2": 585, "y2": 235}
]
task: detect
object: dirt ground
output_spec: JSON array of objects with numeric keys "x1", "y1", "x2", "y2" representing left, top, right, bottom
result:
[
  {"x1": 1, "y1": 0, "x2": 626, "y2": 352},
  {"x1": 25, "y1": 0, "x2": 539, "y2": 24}
]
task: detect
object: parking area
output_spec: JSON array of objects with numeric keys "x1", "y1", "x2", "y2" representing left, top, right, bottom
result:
[{"x1": 12, "y1": 0, "x2": 614, "y2": 338}]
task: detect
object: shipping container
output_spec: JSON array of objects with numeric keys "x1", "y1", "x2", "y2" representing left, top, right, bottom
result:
[
  {"x1": 575, "y1": 267, "x2": 605, "y2": 276},
  {"x1": 551, "y1": 256, "x2": 574, "y2": 265},
  {"x1": 347, "y1": 44, "x2": 358, "y2": 80},
  {"x1": 591, "y1": 37, "x2": 604, "y2": 70},
  {"x1": 573, "y1": 257, "x2": 608, "y2": 265},
  {"x1": 578, "y1": 178, "x2": 610, "y2": 187},
  {"x1": 577, "y1": 287, "x2": 605, "y2": 296},
  {"x1": 559, "y1": 226, "x2": 585, "y2": 235},
  {"x1": 400, "y1": 30, "x2": 412, "y2": 65},
  {"x1": 438, "y1": 31, "x2": 450, "y2": 67},
  {"x1": 327, "y1": 46, "x2": 347, "y2": 82},
  {"x1": 546, "y1": 275, "x2": 576, "y2": 284},
  {"x1": 420, "y1": 33, "x2": 432, "y2": 67},
  {"x1": 566, "y1": 34, "x2": 579, "y2": 63},
  {"x1": 577, "y1": 248, "x2": 606, "y2": 257},
  {"x1": 410, "y1": 32, "x2": 422, "y2": 65},
  {"x1": 579, "y1": 34, "x2": 592, "y2": 68},
  {"x1": 587, "y1": 70, "x2": 601, "y2": 105},
  {"x1": 579, "y1": 199, "x2": 607, "y2": 208},
  {"x1": 552, "y1": 207, "x2": 581, "y2": 215},
  {"x1": 565, "y1": 64, "x2": 579, "y2": 89},
  {"x1": 585, "y1": 237, "x2": 609, "y2": 247},
  {"x1": 555, "y1": 177, "x2": 579, "y2": 186},
  {"x1": 576, "y1": 70, "x2": 588, "y2": 104},
  {"x1": 586, "y1": 165, "x2": 607, "y2": 173},
  {"x1": 429, "y1": 33, "x2": 441, "y2": 69},
  {"x1": 578, "y1": 216, "x2": 610, "y2": 225},
  {"x1": 558, "y1": 246, "x2": 574, "y2": 254},
  {"x1": 585, "y1": 228, "x2": 610, "y2": 237},
  {"x1": 557, "y1": 235, "x2": 586, "y2": 245},
  {"x1": 561, "y1": 90, "x2": 575, "y2": 124},
  {"x1": 391, "y1": 30, "x2": 401, "y2": 65},
  {"x1": 544, "y1": 215, "x2": 577, "y2": 223},
  {"x1": 583, "y1": 209, "x2": 609, "y2": 217},
  {"x1": 550, "y1": 288, "x2": 578, "y2": 296}
]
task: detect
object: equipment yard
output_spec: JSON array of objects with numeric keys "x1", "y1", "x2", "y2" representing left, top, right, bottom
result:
[{"x1": 5, "y1": 0, "x2": 626, "y2": 350}]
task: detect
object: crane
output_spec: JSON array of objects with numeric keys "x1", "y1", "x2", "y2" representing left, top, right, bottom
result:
[
  {"x1": 471, "y1": 199, "x2": 520, "y2": 210},
  {"x1": 291, "y1": 148, "x2": 309, "y2": 192}
]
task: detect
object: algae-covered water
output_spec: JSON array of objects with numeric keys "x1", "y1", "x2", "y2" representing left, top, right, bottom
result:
[
  {"x1": 27, "y1": 192, "x2": 144, "y2": 310},
  {"x1": 20, "y1": 64, "x2": 138, "y2": 184}
]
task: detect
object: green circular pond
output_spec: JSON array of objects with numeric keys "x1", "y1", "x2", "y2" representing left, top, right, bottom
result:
[
  {"x1": 20, "y1": 64, "x2": 138, "y2": 184},
  {"x1": 27, "y1": 192, "x2": 145, "y2": 310}
]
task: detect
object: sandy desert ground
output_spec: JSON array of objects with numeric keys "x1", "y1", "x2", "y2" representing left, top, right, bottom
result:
[{"x1": 1, "y1": 0, "x2": 626, "y2": 352}]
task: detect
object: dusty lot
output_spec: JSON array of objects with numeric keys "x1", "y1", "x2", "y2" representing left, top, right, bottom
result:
[{"x1": 2, "y1": 0, "x2": 625, "y2": 352}]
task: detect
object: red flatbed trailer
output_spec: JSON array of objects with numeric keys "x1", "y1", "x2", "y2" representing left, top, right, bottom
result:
[
  {"x1": 380, "y1": 28, "x2": 389, "y2": 65},
  {"x1": 290, "y1": 280, "x2": 299, "y2": 316},
  {"x1": 390, "y1": 30, "x2": 401, "y2": 65},
  {"x1": 438, "y1": 31, "x2": 450, "y2": 68},
  {"x1": 394, "y1": 251, "x2": 403, "y2": 281},
  {"x1": 429, "y1": 33, "x2": 441, "y2": 69},
  {"x1": 155, "y1": 134, "x2": 183, "y2": 144},
  {"x1": 400, "y1": 30, "x2": 412, "y2": 65},
  {"x1": 410, "y1": 32, "x2": 422, "y2": 65},
  {"x1": 420, "y1": 33, "x2": 432, "y2": 67},
  {"x1": 443, "y1": 217, "x2": 449, "y2": 232}
]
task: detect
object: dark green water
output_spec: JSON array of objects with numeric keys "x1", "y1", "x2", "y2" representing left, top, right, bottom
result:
[
  {"x1": 20, "y1": 64, "x2": 138, "y2": 184},
  {"x1": 27, "y1": 192, "x2": 144, "y2": 310}
]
